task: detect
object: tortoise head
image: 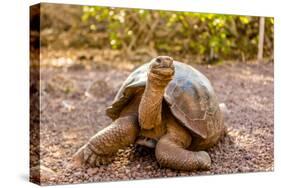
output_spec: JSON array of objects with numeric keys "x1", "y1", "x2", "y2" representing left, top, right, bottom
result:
[{"x1": 149, "y1": 56, "x2": 175, "y2": 79}]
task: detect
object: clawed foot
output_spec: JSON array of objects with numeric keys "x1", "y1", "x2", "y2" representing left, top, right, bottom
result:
[{"x1": 72, "y1": 144, "x2": 113, "y2": 167}]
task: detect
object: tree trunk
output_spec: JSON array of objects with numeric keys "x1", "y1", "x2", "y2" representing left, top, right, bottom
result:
[{"x1": 258, "y1": 17, "x2": 265, "y2": 63}]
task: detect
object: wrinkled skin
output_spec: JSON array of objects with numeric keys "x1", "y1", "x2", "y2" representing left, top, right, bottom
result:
[{"x1": 73, "y1": 56, "x2": 218, "y2": 171}]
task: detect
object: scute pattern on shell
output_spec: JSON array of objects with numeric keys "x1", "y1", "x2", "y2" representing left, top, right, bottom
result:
[{"x1": 106, "y1": 61, "x2": 223, "y2": 141}]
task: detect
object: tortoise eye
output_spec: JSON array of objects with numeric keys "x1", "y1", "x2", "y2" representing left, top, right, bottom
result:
[{"x1": 155, "y1": 57, "x2": 162, "y2": 64}]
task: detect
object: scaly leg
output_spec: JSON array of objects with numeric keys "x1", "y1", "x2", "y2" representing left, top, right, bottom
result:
[
  {"x1": 73, "y1": 115, "x2": 139, "y2": 167},
  {"x1": 155, "y1": 115, "x2": 211, "y2": 171}
]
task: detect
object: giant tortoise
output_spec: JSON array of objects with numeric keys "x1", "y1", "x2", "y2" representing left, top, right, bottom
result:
[{"x1": 73, "y1": 56, "x2": 225, "y2": 171}]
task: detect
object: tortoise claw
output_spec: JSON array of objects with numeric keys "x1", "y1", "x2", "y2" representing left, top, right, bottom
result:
[
  {"x1": 87, "y1": 153, "x2": 113, "y2": 167},
  {"x1": 88, "y1": 153, "x2": 98, "y2": 167},
  {"x1": 197, "y1": 151, "x2": 211, "y2": 170},
  {"x1": 72, "y1": 144, "x2": 92, "y2": 166},
  {"x1": 136, "y1": 137, "x2": 157, "y2": 148}
]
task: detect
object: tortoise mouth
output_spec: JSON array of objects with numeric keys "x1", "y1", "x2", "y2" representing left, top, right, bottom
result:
[{"x1": 151, "y1": 67, "x2": 174, "y2": 77}]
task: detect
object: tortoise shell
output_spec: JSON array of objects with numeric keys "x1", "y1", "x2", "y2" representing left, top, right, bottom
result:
[{"x1": 106, "y1": 61, "x2": 222, "y2": 140}]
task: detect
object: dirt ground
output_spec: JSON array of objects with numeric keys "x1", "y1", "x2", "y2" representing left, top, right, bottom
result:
[{"x1": 30, "y1": 51, "x2": 274, "y2": 185}]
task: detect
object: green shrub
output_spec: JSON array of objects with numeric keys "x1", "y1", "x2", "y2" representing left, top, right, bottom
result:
[{"x1": 82, "y1": 6, "x2": 274, "y2": 62}]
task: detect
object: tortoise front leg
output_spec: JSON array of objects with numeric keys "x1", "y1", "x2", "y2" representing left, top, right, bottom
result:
[
  {"x1": 73, "y1": 115, "x2": 139, "y2": 167},
  {"x1": 155, "y1": 115, "x2": 211, "y2": 171}
]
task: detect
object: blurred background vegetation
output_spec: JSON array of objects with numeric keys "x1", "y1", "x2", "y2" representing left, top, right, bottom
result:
[{"x1": 38, "y1": 4, "x2": 274, "y2": 64}]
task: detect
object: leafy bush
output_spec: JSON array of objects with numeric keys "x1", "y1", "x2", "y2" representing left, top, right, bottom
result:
[{"x1": 82, "y1": 6, "x2": 273, "y2": 62}]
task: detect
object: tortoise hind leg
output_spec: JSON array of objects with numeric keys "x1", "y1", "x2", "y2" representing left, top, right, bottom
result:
[
  {"x1": 73, "y1": 115, "x2": 139, "y2": 167},
  {"x1": 155, "y1": 115, "x2": 211, "y2": 171}
]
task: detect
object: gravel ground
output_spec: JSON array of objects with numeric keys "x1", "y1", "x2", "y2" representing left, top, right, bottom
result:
[{"x1": 30, "y1": 61, "x2": 274, "y2": 185}]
